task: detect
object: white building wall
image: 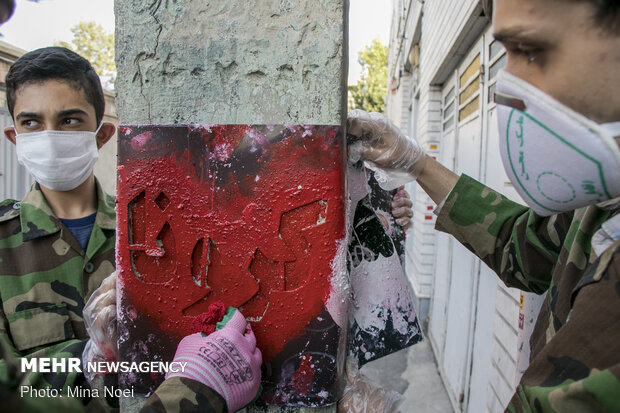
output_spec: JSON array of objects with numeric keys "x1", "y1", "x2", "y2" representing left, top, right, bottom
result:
[
  {"x1": 386, "y1": 1, "x2": 528, "y2": 412},
  {"x1": 0, "y1": 107, "x2": 34, "y2": 201},
  {"x1": 416, "y1": 1, "x2": 481, "y2": 90}
]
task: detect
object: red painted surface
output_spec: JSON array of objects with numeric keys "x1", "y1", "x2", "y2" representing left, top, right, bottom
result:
[{"x1": 117, "y1": 125, "x2": 345, "y2": 364}]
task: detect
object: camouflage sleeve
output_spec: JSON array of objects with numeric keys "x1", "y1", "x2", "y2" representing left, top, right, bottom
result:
[
  {"x1": 507, "y1": 243, "x2": 620, "y2": 412},
  {"x1": 436, "y1": 174, "x2": 570, "y2": 293},
  {"x1": 140, "y1": 376, "x2": 227, "y2": 413}
]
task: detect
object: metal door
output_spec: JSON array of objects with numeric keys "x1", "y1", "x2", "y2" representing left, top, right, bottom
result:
[
  {"x1": 441, "y1": 36, "x2": 485, "y2": 408},
  {"x1": 465, "y1": 28, "x2": 509, "y2": 412},
  {"x1": 429, "y1": 78, "x2": 457, "y2": 362}
]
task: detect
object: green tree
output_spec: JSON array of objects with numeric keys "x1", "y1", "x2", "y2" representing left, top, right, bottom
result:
[
  {"x1": 350, "y1": 38, "x2": 388, "y2": 113},
  {"x1": 56, "y1": 21, "x2": 116, "y2": 79}
]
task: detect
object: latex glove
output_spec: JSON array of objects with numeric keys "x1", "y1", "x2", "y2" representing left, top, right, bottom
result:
[
  {"x1": 82, "y1": 271, "x2": 118, "y2": 383},
  {"x1": 392, "y1": 186, "x2": 413, "y2": 231},
  {"x1": 166, "y1": 309, "x2": 262, "y2": 413},
  {"x1": 348, "y1": 109, "x2": 427, "y2": 189},
  {"x1": 338, "y1": 361, "x2": 403, "y2": 413}
]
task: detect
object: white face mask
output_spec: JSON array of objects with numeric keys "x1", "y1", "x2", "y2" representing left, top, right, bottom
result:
[
  {"x1": 495, "y1": 70, "x2": 620, "y2": 216},
  {"x1": 15, "y1": 126, "x2": 101, "y2": 191}
]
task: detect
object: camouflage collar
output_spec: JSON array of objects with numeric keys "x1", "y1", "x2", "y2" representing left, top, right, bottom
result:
[
  {"x1": 94, "y1": 180, "x2": 116, "y2": 231},
  {"x1": 20, "y1": 179, "x2": 115, "y2": 242}
]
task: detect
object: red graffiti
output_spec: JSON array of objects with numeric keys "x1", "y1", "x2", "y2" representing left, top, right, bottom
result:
[{"x1": 117, "y1": 125, "x2": 344, "y2": 361}]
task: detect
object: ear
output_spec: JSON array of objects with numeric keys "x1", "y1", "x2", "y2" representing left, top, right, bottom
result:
[
  {"x1": 96, "y1": 122, "x2": 116, "y2": 150},
  {"x1": 4, "y1": 126, "x2": 16, "y2": 145}
]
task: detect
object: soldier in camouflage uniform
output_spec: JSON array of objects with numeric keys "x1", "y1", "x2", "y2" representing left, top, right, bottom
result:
[
  {"x1": 0, "y1": 46, "x2": 117, "y2": 412},
  {"x1": 348, "y1": 0, "x2": 620, "y2": 411}
]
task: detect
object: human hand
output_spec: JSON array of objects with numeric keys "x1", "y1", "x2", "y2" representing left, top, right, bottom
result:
[
  {"x1": 82, "y1": 271, "x2": 118, "y2": 383},
  {"x1": 167, "y1": 308, "x2": 262, "y2": 412},
  {"x1": 392, "y1": 187, "x2": 413, "y2": 231},
  {"x1": 347, "y1": 109, "x2": 427, "y2": 183}
]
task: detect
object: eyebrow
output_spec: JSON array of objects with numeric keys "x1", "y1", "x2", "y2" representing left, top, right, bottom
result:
[
  {"x1": 493, "y1": 26, "x2": 535, "y2": 42},
  {"x1": 15, "y1": 108, "x2": 90, "y2": 121},
  {"x1": 15, "y1": 111, "x2": 41, "y2": 120},
  {"x1": 57, "y1": 108, "x2": 89, "y2": 118}
]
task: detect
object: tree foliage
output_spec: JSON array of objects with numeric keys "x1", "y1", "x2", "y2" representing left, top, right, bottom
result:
[
  {"x1": 56, "y1": 21, "x2": 116, "y2": 79},
  {"x1": 349, "y1": 38, "x2": 388, "y2": 113}
]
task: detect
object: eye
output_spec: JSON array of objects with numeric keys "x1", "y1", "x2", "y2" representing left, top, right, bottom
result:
[
  {"x1": 20, "y1": 119, "x2": 40, "y2": 128},
  {"x1": 62, "y1": 117, "x2": 81, "y2": 126},
  {"x1": 507, "y1": 42, "x2": 543, "y2": 64},
  {"x1": 517, "y1": 46, "x2": 541, "y2": 63}
]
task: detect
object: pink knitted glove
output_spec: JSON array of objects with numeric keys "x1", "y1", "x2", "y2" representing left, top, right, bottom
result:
[{"x1": 166, "y1": 309, "x2": 262, "y2": 412}]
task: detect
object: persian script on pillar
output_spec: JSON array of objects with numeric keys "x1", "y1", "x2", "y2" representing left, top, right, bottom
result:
[{"x1": 116, "y1": 124, "x2": 346, "y2": 406}]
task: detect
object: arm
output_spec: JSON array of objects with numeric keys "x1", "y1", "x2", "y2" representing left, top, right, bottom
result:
[
  {"x1": 348, "y1": 109, "x2": 459, "y2": 205},
  {"x1": 417, "y1": 156, "x2": 459, "y2": 205},
  {"x1": 435, "y1": 174, "x2": 565, "y2": 293},
  {"x1": 142, "y1": 308, "x2": 261, "y2": 413},
  {"x1": 348, "y1": 110, "x2": 563, "y2": 293},
  {"x1": 140, "y1": 377, "x2": 227, "y2": 413}
]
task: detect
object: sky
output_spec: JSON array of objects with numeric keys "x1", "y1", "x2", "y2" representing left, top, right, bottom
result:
[{"x1": 0, "y1": 0, "x2": 391, "y2": 86}]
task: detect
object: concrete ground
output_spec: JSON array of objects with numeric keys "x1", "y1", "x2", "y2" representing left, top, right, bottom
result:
[{"x1": 360, "y1": 338, "x2": 454, "y2": 413}]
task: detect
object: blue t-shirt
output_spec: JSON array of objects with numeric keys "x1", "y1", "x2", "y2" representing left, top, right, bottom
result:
[{"x1": 60, "y1": 212, "x2": 97, "y2": 251}]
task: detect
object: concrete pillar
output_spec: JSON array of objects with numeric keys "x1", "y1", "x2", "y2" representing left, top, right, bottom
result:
[
  {"x1": 115, "y1": 0, "x2": 348, "y2": 126},
  {"x1": 115, "y1": 1, "x2": 348, "y2": 411}
]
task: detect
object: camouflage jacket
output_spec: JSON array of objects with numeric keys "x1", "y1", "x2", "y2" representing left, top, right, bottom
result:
[
  {"x1": 140, "y1": 377, "x2": 227, "y2": 413},
  {"x1": 436, "y1": 174, "x2": 620, "y2": 412},
  {"x1": 0, "y1": 180, "x2": 116, "y2": 411}
]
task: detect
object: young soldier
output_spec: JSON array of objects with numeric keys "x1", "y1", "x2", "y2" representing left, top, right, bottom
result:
[
  {"x1": 0, "y1": 46, "x2": 117, "y2": 410},
  {"x1": 349, "y1": 0, "x2": 620, "y2": 411}
]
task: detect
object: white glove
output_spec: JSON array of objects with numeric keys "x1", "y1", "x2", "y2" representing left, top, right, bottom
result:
[
  {"x1": 348, "y1": 109, "x2": 427, "y2": 189},
  {"x1": 82, "y1": 271, "x2": 118, "y2": 383}
]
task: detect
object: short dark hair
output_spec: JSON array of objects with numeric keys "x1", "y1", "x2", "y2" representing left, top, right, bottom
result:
[
  {"x1": 0, "y1": 0, "x2": 15, "y2": 24},
  {"x1": 483, "y1": 0, "x2": 620, "y2": 34},
  {"x1": 5, "y1": 47, "x2": 105, "y2": 125}
]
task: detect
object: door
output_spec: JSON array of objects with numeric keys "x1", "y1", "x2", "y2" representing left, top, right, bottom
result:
[
  {"x1": 466, "y1": 27, "x2": 509, "y2": 412},
  {"x1": 429, "y1": 78, "x2": 457, "y2": 361},
  {"x1": 440, "y1": 36, "x2": 485, "y2": 407}
]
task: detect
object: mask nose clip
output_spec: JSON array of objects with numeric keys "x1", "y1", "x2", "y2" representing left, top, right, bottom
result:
[{"x1": 494, "y1": 92, "x2": 527, "y2": 112}]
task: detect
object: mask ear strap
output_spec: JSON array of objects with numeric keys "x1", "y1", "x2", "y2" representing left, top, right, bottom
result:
[
  {"x1": 94, "y1": 123, "x2": 103, "y2": 135},
  {"x1": 494, "y1": 92, "x2": 526, "y2": 111},
  {"x1": 601, "y1": 122, "x2": 620, "y2": 139}
]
